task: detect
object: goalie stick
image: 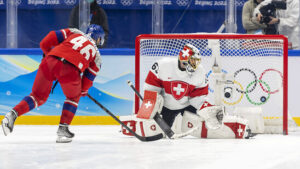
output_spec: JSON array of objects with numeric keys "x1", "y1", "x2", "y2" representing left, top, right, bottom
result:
[
  {"x1": 127, "y1": 80, "x2": 200, "y2": 139},
  {"x1": 87, "y1": 94, "x2": 164, "y2": 142}
]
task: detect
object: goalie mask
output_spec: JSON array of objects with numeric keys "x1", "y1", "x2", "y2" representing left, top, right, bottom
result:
[
  {"x1": 86, "y1": 24, "x2": 105, "y2": 48},
  {"x1": 179, "y1": 44, "x2": 201, "y2": 74}
]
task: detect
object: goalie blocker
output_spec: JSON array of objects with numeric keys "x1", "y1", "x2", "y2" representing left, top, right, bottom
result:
[
  {"x1": 120, "y1": 90, "x2": 165, "y2": 137},
  {"x1": 120, "y1": 90, "x2": 254, "y2": 139}
]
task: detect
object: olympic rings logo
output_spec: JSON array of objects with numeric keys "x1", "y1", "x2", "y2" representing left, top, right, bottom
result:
[
  {"x1": 206, "y1": 68, "x2": 283, "y2": 106},
  {"x1": 245, "y1": 80, "x2": 271, "y2": 106},
  {"x1": 259, "y1": 68, "x2": 283, "y2": 94},
  {"x1": 121, "y1": 0, "x2": 133, "y2": 6},
  {"x1": 64, "y1": 0, "x2": 76, "y2": 6},
  {"x1": 234, "y1": 68, "x2": 257, "y2": 94},
  {"x1": 176, "y1": 0, "x2": 189, "y2": 6}
]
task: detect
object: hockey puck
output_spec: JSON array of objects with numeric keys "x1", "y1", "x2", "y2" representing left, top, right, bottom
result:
[
  {"x1": 224, "y1": 92, "x2": 231, "y2": 98},
  {"x1": 260, "y1": 96, "x2": 266, "y2": 102}
]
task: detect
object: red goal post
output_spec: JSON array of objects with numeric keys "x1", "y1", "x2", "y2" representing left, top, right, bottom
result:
[{"x1": 135, "y1": 34, "x2": 288, "y2": 135}]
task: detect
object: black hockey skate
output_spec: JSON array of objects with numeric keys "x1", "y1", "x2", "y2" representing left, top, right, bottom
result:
[
  {"x1": 2, "y1": 110, "x2": 18, "y2": 136},
  {"x1": 56, "y1": 123, "x2": 75, "y2": 143},
  {"x1": 244, "y1": 128, "x2": 257, "y2": 139}
]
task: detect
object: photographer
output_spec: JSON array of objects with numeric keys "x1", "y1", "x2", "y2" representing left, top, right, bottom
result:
[
  {"x1": 254, "y1": 0, "x2": 300, "y2": 49},
  {"x1": 242, "y1": 0, "x2": 268, "y2": 34}
]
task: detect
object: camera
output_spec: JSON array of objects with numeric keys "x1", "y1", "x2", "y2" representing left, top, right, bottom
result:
[
  {"x1": 259, "y1": 0, "x2": 287, "y2": 24},
  {"x1": 224, "y1": 87, "x2": 233, "y2": 99}
]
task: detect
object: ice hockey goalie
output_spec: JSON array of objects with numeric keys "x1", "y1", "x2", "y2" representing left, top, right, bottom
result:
[{"x1": 121, "y1": 44, "x2": 255, "y2": 139}]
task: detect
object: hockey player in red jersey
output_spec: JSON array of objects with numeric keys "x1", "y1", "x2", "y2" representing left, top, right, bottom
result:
[
  {"x1": 1, "y1": 24, "x2": 105, "y2": 143},
  {"x1": 136, "y1": 44, "x2": 255, "y2": 139}
]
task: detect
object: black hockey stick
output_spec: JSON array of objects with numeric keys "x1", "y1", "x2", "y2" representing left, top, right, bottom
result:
[
  {"x1": 127, "y1": 80, "x2": 202, "y2": 139},
  {"x1": 87, "y1": 94, "x2": 163, "y2": 142}
]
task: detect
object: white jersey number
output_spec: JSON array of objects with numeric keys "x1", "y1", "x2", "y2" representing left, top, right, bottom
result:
[{"x1": 70, "y1": 36, "x2": 96, "y2": 60}]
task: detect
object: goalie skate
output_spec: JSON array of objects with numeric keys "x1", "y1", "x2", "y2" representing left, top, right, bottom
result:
[
  {"x1": 2, "y1": 110, "x2": 18, "y2": 136},
  {"x1": 56, "y1": 124, "x2": 74, "y2": 143},
  {"x1": 244, "y1": 128, "x2": 257, "y2": 139}
]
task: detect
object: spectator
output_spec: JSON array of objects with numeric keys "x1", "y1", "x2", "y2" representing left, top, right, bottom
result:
[
  {"x1": 69, "y1": 0, "x2": 109, "y2": 48},
  {"x1": 242, "y1": 0, "x2": 267, "y2": 34},
  {"x1": 254, "y1": 0, "x2": 300, "y2": 49}
]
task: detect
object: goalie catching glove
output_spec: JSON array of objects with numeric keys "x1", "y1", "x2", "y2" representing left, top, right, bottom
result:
[
  {"x1": 197, "y1": 101, "x2": 224, "y2": 130},
  {"x1": 137, "y1": 90, "x2": 164, "y2": 119}
]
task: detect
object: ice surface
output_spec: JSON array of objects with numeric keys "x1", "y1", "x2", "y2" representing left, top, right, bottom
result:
[{"x1": 0, "y1": 125, "x2": 300, "y2": 169}]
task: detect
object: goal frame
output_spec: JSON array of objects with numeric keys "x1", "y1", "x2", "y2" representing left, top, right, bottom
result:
[{"x1": 135, "y1": 34, "x2": 288, "y2": 135}]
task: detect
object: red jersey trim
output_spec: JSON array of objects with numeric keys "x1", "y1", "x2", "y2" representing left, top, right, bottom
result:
[
  {"x1": 145, "y1": 71, "x2": 207, "y2": 99},
  {"x1": 189, "y1": 85, "x2": 209, "y2": 98},
  {"x1": 201, "y1": 121, "x2": 208, "y2": 138},
  {"x1": 145, "y1": 71, "x2": 163, "y2": 88}
]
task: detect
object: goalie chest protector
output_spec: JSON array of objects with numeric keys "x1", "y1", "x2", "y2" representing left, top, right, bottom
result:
[{"x1": 145, "y1": 58, "x2": 208, "y2": 110}]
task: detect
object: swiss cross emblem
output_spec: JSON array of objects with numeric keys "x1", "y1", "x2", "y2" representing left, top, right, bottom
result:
[
  {"x1": 143, "y1": 100, "x2": 153, "y2": 109},
  {"x1": 179, "y1": 46, "x2": 193, "y2": 61},
  {"x1": 150, "y1": 125, "x2": 156, "y2": 131},
  {"x1": 188, "y1": 122, "x2": 193, "y2": 128},
  {"x1": 237, "y1": 125, "x2": 245, "y2": 137},
  {"x1": 122, "y1": 121, "x2": 136, "y2": 136},
  {"x1": 200, "y1": 101, "x2": 212, "y2": 109},
  {"x1": 224, "y1": 123, "x2": 246, "y2": 139},
  {"x1": 171, "y1": 81, "x2": 189, "y2": 100},
  {"x1": 144, "y1": 101, "x2": 153, "y2": 109}
]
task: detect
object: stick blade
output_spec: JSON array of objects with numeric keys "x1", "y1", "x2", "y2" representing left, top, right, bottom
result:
[{"x1": 141, "y1": 133, "x2": 164, "y2": 142}]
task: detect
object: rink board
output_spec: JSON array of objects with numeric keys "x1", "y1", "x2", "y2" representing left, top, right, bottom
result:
[
  {"x1": 0, "y1": 49, "x2": 135, "y2": 125},
  {"x1": 0, "y1": 115, "x2": 119, "y2": 125},
  {"x1": 0, "y1": 49, "x2": 300, "y2": 125}
]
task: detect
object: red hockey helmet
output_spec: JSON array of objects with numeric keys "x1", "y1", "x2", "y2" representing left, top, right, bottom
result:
[{"x1": 179, "y1": 44, "x2": 201, "y2": 73}]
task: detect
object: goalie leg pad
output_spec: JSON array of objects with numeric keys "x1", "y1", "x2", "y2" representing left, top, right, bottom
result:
[
  {"x1": 180, "y1": 111, "x2": 253, "y2": 139},
  {"x1": 207, "y1": 115, "x2": 251, "y2": 139},
  {"x1": 181, "y1": 111, "x2": 206, "y2": 138},
  {"x1": 120, "y1": 115, "x2": 164, "y2": 137},
  {"x1": 181, "y1": 111, "x2": 246, "y2": 139}
]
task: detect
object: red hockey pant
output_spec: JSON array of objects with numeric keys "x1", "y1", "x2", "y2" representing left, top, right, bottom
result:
[{"x1": 13, "y1": 55, "x2": 82, "y2": 124}]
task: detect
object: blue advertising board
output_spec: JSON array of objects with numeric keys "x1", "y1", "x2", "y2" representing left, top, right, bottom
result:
[
  {"x1": 0, "y1": 0, "x2": 247, "y2": 10},
  {"x1": 0, "y1": 49, "x2": 136, "y2": 124}
]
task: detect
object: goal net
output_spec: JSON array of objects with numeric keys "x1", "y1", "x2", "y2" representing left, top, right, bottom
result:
[{"x1": 135, "y1": 34, "x2": 290, "y2": 134}]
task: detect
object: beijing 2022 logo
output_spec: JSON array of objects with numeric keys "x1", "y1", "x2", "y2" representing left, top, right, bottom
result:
[
  {"x1": 64, "y1": 0, "x2": 77, "y2": 6},
  {"x1": 121, "y1": 0, "x2": 133, "y2": 6}
]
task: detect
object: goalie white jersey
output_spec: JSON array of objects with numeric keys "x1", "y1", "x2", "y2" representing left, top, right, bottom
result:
[{"x1": 144, "y1": 57, "x2": 208, "y2": 110}]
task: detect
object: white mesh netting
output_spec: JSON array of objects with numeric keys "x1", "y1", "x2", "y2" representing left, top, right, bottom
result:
[{"x1": 136, "y1": 34, "x2": 292, "y2": 134}]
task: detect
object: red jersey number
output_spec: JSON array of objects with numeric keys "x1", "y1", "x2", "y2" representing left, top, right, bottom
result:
[{"x1": 70, "y1": 36, "x2": 96, "y2": 60}]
